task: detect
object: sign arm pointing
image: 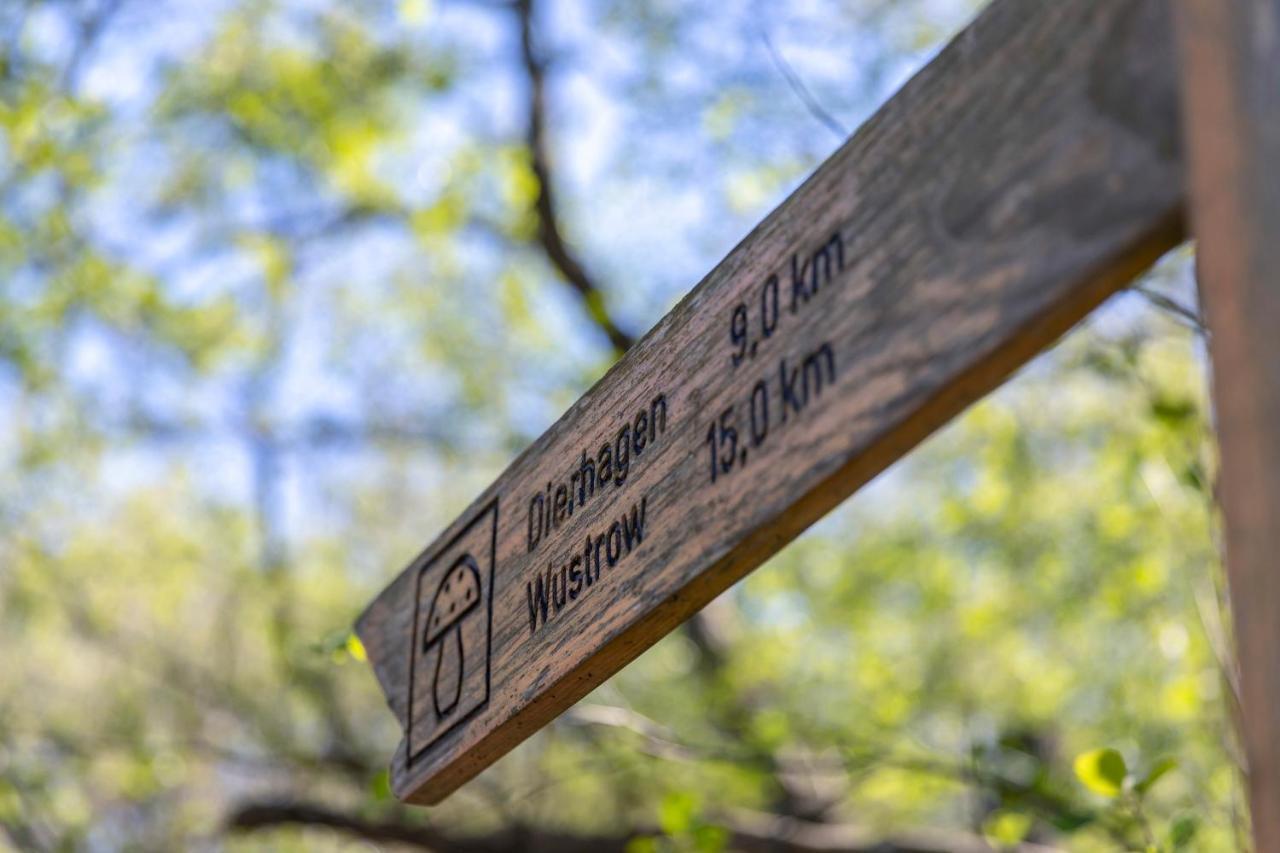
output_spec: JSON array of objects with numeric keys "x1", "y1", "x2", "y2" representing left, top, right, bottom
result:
[{"x1": 358, "y1": 0, "x2": 1186, "y2": 805}]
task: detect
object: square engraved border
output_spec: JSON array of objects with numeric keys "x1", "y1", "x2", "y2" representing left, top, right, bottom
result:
[{"x1": 407, "y1": 498, "x2": 498, "y2": 764}]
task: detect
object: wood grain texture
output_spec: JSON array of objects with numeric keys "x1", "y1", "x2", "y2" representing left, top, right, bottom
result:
[
  {"x1": 357, "y1": 0, "x2": 1186, "y2": 805},
  {"x1": 1175, "y1": 1, "x2": 1280, "y2": 848}
]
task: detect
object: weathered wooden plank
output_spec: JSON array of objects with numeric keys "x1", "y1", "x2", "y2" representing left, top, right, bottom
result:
[
  {"x1": 357, "y1": 0, "x2": 1185, "y2": 804},
  {"x1": 1175, "y1": 2, "x2": 1280, "y2": 849}
]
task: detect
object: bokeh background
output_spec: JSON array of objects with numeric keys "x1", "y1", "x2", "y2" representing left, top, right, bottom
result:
[{"x1": 0, "y1": 0, "x2": 1243, "y2": 849}]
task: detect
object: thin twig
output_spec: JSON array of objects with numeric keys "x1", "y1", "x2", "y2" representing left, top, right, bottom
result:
[
  {"x1": 1133, "y1": 284, "x2": 1207, "y2": 334},
  {"x1": 514, "y1": 0, "x2": 635, "y2": 355},
  {"x1": 62, "y1": 0, "x2": 125, "y2": 93},
  {"x1": 759, "y1": 28, "x2": 848, "y2": 140}
]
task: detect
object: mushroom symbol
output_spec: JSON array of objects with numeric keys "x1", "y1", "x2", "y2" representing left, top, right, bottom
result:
[{"x1": 423, "y1": 554, "x2": 482, "y2": 719}]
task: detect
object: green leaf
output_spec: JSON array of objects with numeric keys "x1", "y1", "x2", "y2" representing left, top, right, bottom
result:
[
  {"x1": 1169, "y1": 815, "x2": 1199, "y2": 848},
  {"x1": 1134, "y1": 757, "x2": 1177, "y2": 795},
  {"x1": 1047, "y1": 811, "x2": 1094, "y2": 833},
  {"x1": 1151, "y1": 397, "x2": 1196, "y2": 425},
  {"x1": 658, "y1": 790, "x2": 699, "y2": 836},
  {"x1": 1073, "y1": 748, "x2": 1127, "y2": 797},
  {"x1": 369, "y1": 769, "x2": 391, "y2": 801},
  {"x1": 692, "y1": 824, "x2": 729, "y2": 853},
  {"x1": 983, "y1": 810, "x2": 1033, "y2": 847},
  {"x1": 346, "y1": 633, "x2": 367, "y2": 662}
]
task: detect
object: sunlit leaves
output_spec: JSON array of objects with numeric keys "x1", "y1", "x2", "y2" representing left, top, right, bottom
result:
[
  {"x1": 238, "y1": 232, "x2": 294, "y2": 297},
  {"x1": 0, "y1": 80, "x2": 105, "y2": 183},
  {"x1": 1074, "y1": 748, "x2": 1127, "y2": 797},
  {"x1": 327, "y1": 118, "x2": 397, "y2": 206},
  {"x1": 701, "y1": 89, "x2": 752, "y2": 142},
  {"x1": 410, "y1": 189, "x2": 466, "y2": 239},
  {"x1": 345, "y1": 632, "x2": 367, "y2": 662},
  {"x1": 160, "y1": 2, "x2": 454, "y2": 215},
  {"x1": 652, "y1": 790, "x2": 729, "y2": 852},
  {"x1": 0, "y1": 1, "x2": 1241, "y2": 850},
  {"x1": 983, "y1": 809, "x2": 1033, "y2": 847},
  {"x1": 497, "y1": 146, "x2": 540, "y2": 240}
]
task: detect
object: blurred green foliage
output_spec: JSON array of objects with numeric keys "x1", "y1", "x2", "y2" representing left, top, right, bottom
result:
[{"x1": 0, "y1": 0, "x2": 1243, "y2": 850}]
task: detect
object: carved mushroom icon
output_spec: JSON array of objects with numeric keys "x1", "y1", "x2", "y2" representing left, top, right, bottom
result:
[{"x1": 423, "y1": 554, "x2": 482, "y2": 719}]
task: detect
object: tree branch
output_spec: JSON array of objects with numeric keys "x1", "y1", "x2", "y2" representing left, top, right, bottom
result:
[
  {"x1": 225, "y1": 802, "x2": 638, "y2": 853},
  {"x1": 514, "y1": 0, "x2": 635, "y2": 356},
  {"x1": 63, "y1": 0, "x2": 125, "y2": 93},
  {"x1": 225, "y1": 799, "x2": 1063, "y2": 853}
]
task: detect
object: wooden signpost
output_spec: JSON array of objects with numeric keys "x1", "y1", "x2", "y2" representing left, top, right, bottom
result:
[
  {"x1": 1175, "y1": 0, "x2": 1280, "y2": 846},
  {"x1": 356, "y1": 0, "x2": 1187, "y2": 806}
]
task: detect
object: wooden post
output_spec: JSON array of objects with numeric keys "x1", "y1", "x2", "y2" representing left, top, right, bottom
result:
[
  {"x1": 358, "y1": 0, "x2": 1186, "y2": 804},
  {"x1": 1175, "y1": 1, "x2": 1280, "y2": 848}
]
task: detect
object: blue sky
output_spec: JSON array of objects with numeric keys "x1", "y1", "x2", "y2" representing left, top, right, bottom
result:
[{"x1": 4, "y1": 0, "x2": 1201, "y2": 571}]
